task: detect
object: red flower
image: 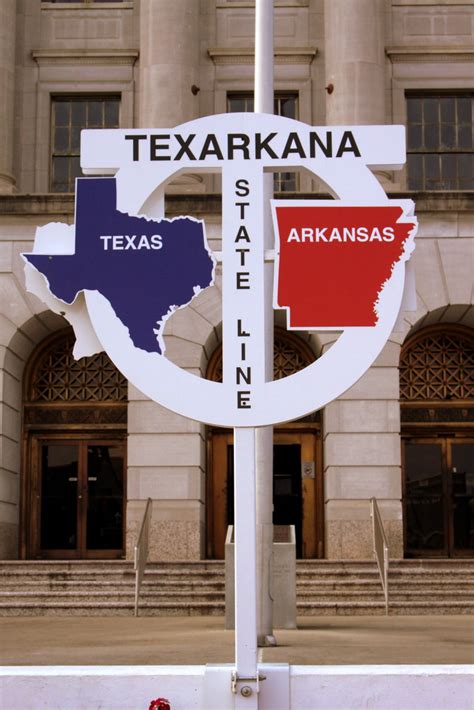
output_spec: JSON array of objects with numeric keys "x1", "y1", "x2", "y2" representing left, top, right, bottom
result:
[{"x1": 149, "y1": 699, "x2": 171, "y2": 710}]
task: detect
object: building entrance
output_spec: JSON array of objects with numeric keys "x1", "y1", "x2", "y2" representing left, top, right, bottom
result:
[
  {"x1": 21, "y1": 328, "x2": 128, "y2": 559},
  {"x1": 207, "y1": 428, "x2": 322, "y2": 559},
  {"x1": 28, "y1": 436, "x2": 125, "y2": 559},
  {"x1": 400, "y1": 323, "x2": 474, "y2": 558},
  {"x1": 403, "y1": 436, "x2": 474, "y2": 557},
  {"x1": 205, "y1": 327, "x2": 321, "y2": 558}
]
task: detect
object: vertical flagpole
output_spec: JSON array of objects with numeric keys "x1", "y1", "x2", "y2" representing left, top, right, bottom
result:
[
  {"x1": 231, "y1": 4, "x2": 274, "y2": 705},
  {"x1": 255, "y1": 0, "x2": 274, "y2": 113},
  {"x1": 255, "y1": 0, "x2": 276, "y2": 647}
]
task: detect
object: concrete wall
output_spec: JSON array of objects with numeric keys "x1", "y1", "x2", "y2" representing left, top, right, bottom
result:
[
  {"x1": 0, "y1": 664, "x2": 472, "y2": 710},
  {"x1": 0, "y1": 199, "x2": 72, "y2": 554},
  {"x1": 125, "y1": 260, "x2": 222, "y2": 560}
]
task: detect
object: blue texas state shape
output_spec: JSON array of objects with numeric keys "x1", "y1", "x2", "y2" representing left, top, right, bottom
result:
[{"x1": 24, "y1": 178, "x2": 215, "y2": 354}]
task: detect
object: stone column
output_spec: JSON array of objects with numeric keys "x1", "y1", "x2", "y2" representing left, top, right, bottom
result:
[
  {"x1": 0, "y1": 0, "x2": 16, "y2": 192},
  {"x1": 322, "y1": 2, "x2": 402, "y2": 560},
  {"x1": 324, "y1": 0, "x2": 386, "y2": 126},
  {"x1": 139, "y1": 0, "x2": 199, "y2": 128},
  {"x1": 323, "y1": 341, "x2": 404, "y2": 560}
]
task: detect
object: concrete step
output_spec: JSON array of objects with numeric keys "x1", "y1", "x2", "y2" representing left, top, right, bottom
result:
[
  {"x1": 297, "y1": 600, "x2": 474, "y2": 616},
  {"x1": 0, "y1": 590, "x2": 224, "y2": 604},
  {"x1": 296, "y1": 581, "x2": 474, "y2": 596},
  {"x1": 0, "y1": 580, "x2": 225, "y2": 595},
  {"x1": 0, "y1": 601, "x2": 225, "y2": 617},
  {"x1": 297, "y1": 590, "x2": 474, "y2": 606}
]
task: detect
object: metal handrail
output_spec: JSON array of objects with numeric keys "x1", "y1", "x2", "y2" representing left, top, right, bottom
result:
[
  {"x1": 134, "y1": 497, "x2": 152, "y2": 617},
  {"x1": 370, "y1": 497, "x2": 389, "y2": 615}
]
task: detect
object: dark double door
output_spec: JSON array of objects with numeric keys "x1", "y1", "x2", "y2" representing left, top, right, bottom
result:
[
  {"x1": 28, "y1": 436, "x2": 125, "y2": 559},
  {"x1": 403, "y1": 436, "x2": 474, "y2": 557},
  {"x1": 208, "y1": 430, "x2": 322, "y2": 559}
]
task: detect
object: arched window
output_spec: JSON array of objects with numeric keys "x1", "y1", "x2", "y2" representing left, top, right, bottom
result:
[
  {"x1": 26, "y1": 330, "x2": 127, "y2": 405},
  {"x1": 22, "y1": 329, "x2": 127, "y2": 559},
  {"x1": 400, "y1": 325, "x2": 474, "y2": 558},
  {"x1": 400, "y1": 326, "x2": 474, "y2": 404},
  {"x1": 206, "y1": 326, "x2": 316, "y2": 382}
]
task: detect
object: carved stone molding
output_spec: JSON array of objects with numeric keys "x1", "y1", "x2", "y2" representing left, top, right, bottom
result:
[
  {"x1": 208, "y1": 47, "x2": 317, "y2": 66},
  {"x1": 24, "y1": 404, "x2": 127, "y2": 428},
  {"x1": 31, "y1": 49, "x2": 139, "y2": 67},
  {"x1": 386, "y1": 46, "x2": 474, "y2": 63}
]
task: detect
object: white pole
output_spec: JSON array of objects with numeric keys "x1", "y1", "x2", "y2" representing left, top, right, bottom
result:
[
  {"x1": 255, "y1": 0, "x2": 274, "y2": 114},
  {"x1": 255, "y1": 0, "x2": 275, "y2": 647},
  {"x1": 234, "y1": 427, "x2": 258, "y2": 708}
]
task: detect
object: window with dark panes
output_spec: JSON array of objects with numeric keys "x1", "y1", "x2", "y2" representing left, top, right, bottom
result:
[
  {"x1": 227, "y1": 92, "x2": 298, "y2": 191},
  {"x1": 406, "y1": 94, "x2": 473, "y2": 190},
  {"x1": 51, "y1": 96, "x2": 120, "y2": 193}
]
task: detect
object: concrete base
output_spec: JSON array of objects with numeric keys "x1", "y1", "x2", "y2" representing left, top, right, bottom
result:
[
  {"x1": 0, "y1": 665, "x2": 471, "y2": 710},
  {"x1": 0, "y1": 521, "x2": 18, "y2": 558},
  {"x1": 225, "y1": 526, "x2": 297, "y2": 629}
]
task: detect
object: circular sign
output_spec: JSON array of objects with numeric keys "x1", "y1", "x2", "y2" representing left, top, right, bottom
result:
[{"x1": 25, "y1": 113, "x2": 417, "y2": 427}]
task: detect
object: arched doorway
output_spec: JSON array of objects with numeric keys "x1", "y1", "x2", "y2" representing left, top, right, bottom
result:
[
  {"x1": 21, "y1": 329, "x2": 128, "y2": 559},
  {"x1": 206, "y1": 328, "x2": 323, "y2": 559},
  {"x1": 400, "y1": 324, "x2": 474, "y2": 557}
]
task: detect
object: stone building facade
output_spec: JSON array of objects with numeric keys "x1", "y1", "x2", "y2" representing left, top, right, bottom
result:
[{"x1": 0, "y1": 0, "x2": 472, "y2": 563}]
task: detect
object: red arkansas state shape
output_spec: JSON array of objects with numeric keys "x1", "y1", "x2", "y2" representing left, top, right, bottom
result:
[{"x1": 273, "y1": 205, "x2": 416, "y2": 329}]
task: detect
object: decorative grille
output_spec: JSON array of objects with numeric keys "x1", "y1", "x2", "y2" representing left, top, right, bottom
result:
[
  {"x1": 209, "y1": 332, "x2": 313, "y2": 383},
  {"x1": 400, "y1": 329, "x2": 474, "y2": 401},
  {"x1": 30, "y1": 336, "x2": 127, "y2": 402}
]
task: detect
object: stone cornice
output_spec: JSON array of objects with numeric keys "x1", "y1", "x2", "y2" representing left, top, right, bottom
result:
[
  {"x1": 208, "y1": 47, "x2": 317, "y2": 65},
  {"x1": 31, "y1": 49, "x2": 139, "y2": 66},
  {"x1": 41, "y1": 1, "x2": 133, "y2": 9},
  {"x1": 1, "y1": 192, "x2": 472, "y2": 219},
  {"x1": 217, "y1": 2, "x2": 309, "y2": 6},
  {"x1": 386, "y1": 46, "x2": 474, "y2": 63},
  {"x1": 0, "y1": 194, "x2": 75, "y2": 217}
]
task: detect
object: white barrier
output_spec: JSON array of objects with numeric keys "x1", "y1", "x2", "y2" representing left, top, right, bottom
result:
[{"x1": 0, "y1": 664, "x2": 472, "y2": 710}]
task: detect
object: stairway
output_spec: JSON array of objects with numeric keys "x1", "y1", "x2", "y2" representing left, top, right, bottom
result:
[
  {"x1": 297, "y1": 559, "x2": 474, "y2": 616},
  {"x1": 0, "y1": 560, "x2": 225, "y2": 617},
  {"x1": 0, "y1": 559, "x2": 472, "y2": 616}
]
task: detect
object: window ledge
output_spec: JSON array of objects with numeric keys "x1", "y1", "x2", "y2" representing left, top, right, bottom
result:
[
  {"x1": 31, "y1": 49, "x2": 139, "y2": 66},
  {"x1": 208, "y1": 47, "x2": 317, "y2": 65},
  {"x1": 386, "y1": 46, "x2": 474, "y2": 63},
  {"x1": 41, "y1": 2, "x2": 133, "y2": 10}
]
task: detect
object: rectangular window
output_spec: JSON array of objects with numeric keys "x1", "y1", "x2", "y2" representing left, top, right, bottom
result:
[
  {"x1": 51, "y1": 96, "x2": 120, "y2": 193},
  {"x1": 406, "y1": 93, "x2": 473, "y2": 190},
  {"x1": 227, "y1": 92, "x2": 299, "y2": 192}
]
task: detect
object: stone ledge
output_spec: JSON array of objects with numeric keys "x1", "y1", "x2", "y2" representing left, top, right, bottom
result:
[
  {"x1": 40, "y1": 2, "x2": 134, "y2": 11},
  {"x1": 208, "y1": 46, "x2": 317, "y2": 65},
  {"x1": 31, "y1": 49, "x2": 139, "y2": 67},
  {"x1": 0, "y1": 191, "x2": 472, "y2": 218},
  {"x1": 386, "y1": 46, "x2": 474, "y2": 63}
]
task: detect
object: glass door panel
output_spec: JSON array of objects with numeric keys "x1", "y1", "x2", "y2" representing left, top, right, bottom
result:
[
  {"x1": 225, "y1": 442, "x2": 303, "y2": 556},
  {"x1": 40, "y1": 443, "x2": 79, "y2": 551},
  {"x1": 404, "y1": 442, "x2": 445, "y2": 553},
  {"x1": 86, "y1": 444, "x2": 124, "y2": 551},
  {"x1": 451, "y1": 442, "x2": 474, "y2": 553},
  {"x1": 35, "y1": 437, "x2": 125, "y2": 558},
  {"x1": 273, "y1": 444, "x2": 302, "y2": 556}
]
